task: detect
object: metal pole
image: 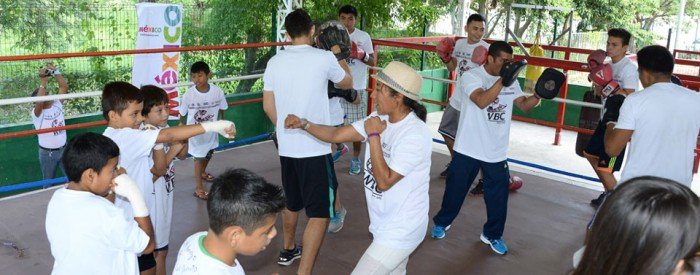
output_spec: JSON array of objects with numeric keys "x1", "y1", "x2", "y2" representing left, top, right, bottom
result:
[
  {"x1": 505, "y1": 6, "x2": 511, "y2": 41},
  {"x1": 551, "y1": 18, "x2": 558, "y2": 58},
  {"x1": 554, "y1": 51, "x2": 571, "y2": 145},
  {"x1": 674, "y1": 0, "x2": 688, "y2": 50},
  {"x1": 667, "y1": 28, "x2": 673, "y2": 49},
  {"x1": 567, "y1": 11, "x2": 573, "y2": 48}
]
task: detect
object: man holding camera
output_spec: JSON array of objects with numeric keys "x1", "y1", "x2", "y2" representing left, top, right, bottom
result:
[{"x1": 31, "y1": 63, "x2": 68, "y2": 183}]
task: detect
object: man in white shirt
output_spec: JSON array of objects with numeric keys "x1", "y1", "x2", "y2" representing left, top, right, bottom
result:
[
  {"x1": 432, "y1": 41, "x2": 541, "y2": 255},
  {"x1": 436, "y1": 14, "x2": 489, "y2": 178},
  {"x1": 262, "y1": 9, "x2": 352, "y2": 275},
  {"x1": 584, "y1": 28, "x2": 640, "y2": 208},
  {"x1": 605, "y1": 45, "x2": 700, "y2": 186},
  {"x1": 338, "y1": 4, "x2": 376, "y2": 175},
  {"x1": 31, "y1": 63, "x2": 68, "y2": 184}
]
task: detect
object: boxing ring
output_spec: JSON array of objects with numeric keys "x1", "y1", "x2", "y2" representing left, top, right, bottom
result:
[{"x1": 0, "y1": 38, "x2": 699, "y2": 274}]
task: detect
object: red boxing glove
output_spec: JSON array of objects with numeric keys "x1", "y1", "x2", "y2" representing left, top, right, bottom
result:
[
  {"x1": 589, "y1": 64, "x2": 620, "y2": 97},
  {"x1": 436, "y1": 37, "x2": 455, "y2": 64},
  {"x1": 587, "y1": 49, "x2": 606, "y2": 70},
  {"x1": 350, "y1": 42, "x2": 367, "y2": 61},
  {"x1": 471, "y1": 45, "x2": 488, "y2": 65}
]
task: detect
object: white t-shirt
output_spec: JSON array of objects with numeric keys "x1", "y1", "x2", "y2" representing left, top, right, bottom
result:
[
  {"x1": 173, "y1": 232, "x2": 245, "y2": 275},
  {"x1": 31, "y1": 100, "x2": 67, "y2": 149},
  {"x1": 454, "y1": 66, "x2": 525, "y2": 162},
  {"x1": 347, "y1": 28, "x2": 374, "y2": 90},
  {"x1": 449, "y1": 39, "x2": 490, "y2": 110},
  {"x1": 351, "y1": 112, "x2": 432, "y2": 249},
  {"x1": 616, "y1": 82, "x2": 700, "y2": 185},
  {"x1": 610, "y1": 56, "x2": 639, "y2": 91},
  {"x1": 179, "y1": 84, "x2": 228, "y2": 158},
  {"x1": 329, "y1": 97, "x2": 344, "y2": 126},
  {"x1": 46, "y1": 188, "x2": 149, "y2": 275},
  {"x1": 103, "y1": 127, "x2": 159, "y2": 220},
  {"x1": 140, "y1": 124, "x2": 175, "y2": 249},
  {"x1": 263, "y1": 44, "x2": 346, "y2": 158}
]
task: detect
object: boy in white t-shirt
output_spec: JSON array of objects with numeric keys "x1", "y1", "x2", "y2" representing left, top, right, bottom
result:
[
  {"x1": 173, "y1": 169, "x2": 285, "y2": 275},
  {"x1": 31, "y1": 63, "x2": 68, "y2": 183},
  {"x1": 262, "y1": 8, "x2": 352, "y2": 275},
  {"x1": 179, "y1": 61, "x2": 229, "y2": 200},
  {"x1": 584, "y1": 28, "x2": 639, "y2": 208},
  {"x1": 604, "y1": 45, "x2": 700, "y2": 186},
  {"x1": 101, "y1": 81, "x2": 235, "y2": 274},
  {"x1": 432, "y1": 42, "x2": 542, "y2": 255},
  {"x1": 435, "y1": 14, "x2": 489, "y2": 179},
  {"x1": 140, "y1": 85, "x2": 188, "y2": 275},
  {"x1": 46, "y1": 132, "x2": 154, "y2": 275},
  {"x1": 338, "y1": 4, "x2": 376, "y2": 176}
]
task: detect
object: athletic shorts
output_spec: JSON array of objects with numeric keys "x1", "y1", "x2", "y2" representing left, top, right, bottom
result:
[
  {"x1": 438, "y1": 105, "x2": 460, "y2": 140},
  {"x1": 342, "y1": 89, "x2": 367, "y2": 124},
  {"x1": 584, "y1": 122, "x2": 626, "y2": 173},
  {"x1": 193, "y1": 149, "x2": 214, "y2": 161},
  {"x1": 280, "y1": 154, "x2": 338, "y2": 218},
  {"x1": 138, "y1": 252, "x2": 156, "y2": 271}
]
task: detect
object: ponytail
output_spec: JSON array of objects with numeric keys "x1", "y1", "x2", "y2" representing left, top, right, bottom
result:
[{"x1": 403, "y1": 97, "x2": 427, "y2": 122}]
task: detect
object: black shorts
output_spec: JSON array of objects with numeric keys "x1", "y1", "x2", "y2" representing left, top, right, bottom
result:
[
  {"x1": 280, "y1": 154, "x2": 338, "y2": 218},
  {"x1": 138, "y1": 252, "x2": 156, "y2": 271},
  {"x1": 584, "y1": 122, "x2": 626, "y2": 172}
]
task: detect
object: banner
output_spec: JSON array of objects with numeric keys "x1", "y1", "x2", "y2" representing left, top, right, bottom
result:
[{"x1": 132, "y1": 3, "x2": 183, "y2": 119}]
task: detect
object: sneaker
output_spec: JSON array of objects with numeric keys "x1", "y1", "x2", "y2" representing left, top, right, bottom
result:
[
  {"x1": 590, "y1": 191, "x2": 609, "y2": 208},
  {"x1": 327, "y1": 207, "x2": 347, "y2": 233},
  {"x1": 277, "y1": 245, "x2": 302, "y2": 266},
  {"x1": 469, "y1": 179, "x2": 485, "y2": 196},
  {"x1": 439, "y1": 162, "x2": 450, "y2": 178},
  {"x1": 349, "y1": 158, "x2": 361, "y2": 175},
  {"x1": 332, "y1": 144, "x2": 349, "y2": 162},
  {"x1": 480, "y1": 233, "x2": 508, "y2": 255},
  {"x1": 431, "y1": 225, "x2": 451, "y2": 239}
]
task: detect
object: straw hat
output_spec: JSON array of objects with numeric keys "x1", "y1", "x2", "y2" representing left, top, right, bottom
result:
[{"x1": 371, "y1": 61, "x2": 423, "y2": 101}]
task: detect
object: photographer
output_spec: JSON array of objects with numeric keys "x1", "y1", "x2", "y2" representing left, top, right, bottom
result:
[{"x1": 31, "y1": 63, "x2": 68, "y2": 183}]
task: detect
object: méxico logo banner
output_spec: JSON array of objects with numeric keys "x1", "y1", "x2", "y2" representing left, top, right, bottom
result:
[{"x1": 132, "y1": 3, "x2": 183, "y2": 119}]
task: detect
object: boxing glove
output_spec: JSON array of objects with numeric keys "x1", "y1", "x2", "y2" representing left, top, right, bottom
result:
[
  {"x1": 350, "y1": 42, "x2": 368, "y2": 61},
  {"x1": 113, "y1": 174, "x2": 149, "y2": 217},
  {"x1": 316, "y1": 21, "x2": 351, "y2": 61},
  {"x1": 327, "y1": 81, "x2": 358, "y2": 103},
  {"x1": 201, "y1": 120, "x2": 236, "y2": 139},
  {"x1": 589, "y1": 64, "x2": 619, "y2": 98},
  {"x1": 587, "y1": 50, "x2": 606, "y2": 70},
  {"x1": 500, "y1": 60, "x2": 528, "y2": 87},
  {"x1": 436, "y1": 37, "x2": 455, "y2": 64},
  {"x1": 471, "y1": 45, "x2": 488, "y2": 65}
]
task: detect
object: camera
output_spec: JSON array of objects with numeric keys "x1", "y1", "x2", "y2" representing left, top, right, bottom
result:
[{"x1": 38, "y1": 67, "x2": 56, "y2": 78}]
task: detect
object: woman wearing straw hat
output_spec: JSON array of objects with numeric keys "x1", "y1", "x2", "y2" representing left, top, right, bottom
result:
[{"x1": 285, "y1": 61, "x2": 432, "y2": 274}]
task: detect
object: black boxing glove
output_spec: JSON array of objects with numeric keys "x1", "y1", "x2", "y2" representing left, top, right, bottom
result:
[
  {"x1": 327, "y1": 81, "x2": 357, "y2": 103},
  {"x1": 500, "y1": 60, "x2": 528, "y2": 87},
  {"x1": 601, "y1": 94, "x2": 625, "y2": 125}
]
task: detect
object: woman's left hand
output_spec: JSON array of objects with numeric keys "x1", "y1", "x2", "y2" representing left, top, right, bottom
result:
[{"x1": 364, "y1": 116, "x2": 386, "y2": 135}]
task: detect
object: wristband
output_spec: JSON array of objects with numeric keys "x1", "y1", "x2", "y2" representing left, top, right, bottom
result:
[
  {"x1": 302, "y1": 119, "x2": 311, "y2": 130},
  {"x1": 363, "y1": 52, "x2": 370, "y2": 62},
  {"x1": 368, "y1": 132, "x2": 380, "y2": 138}
]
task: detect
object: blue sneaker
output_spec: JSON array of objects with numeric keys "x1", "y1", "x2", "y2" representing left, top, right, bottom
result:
[
  {"x1": 431, "y1": 225, "x2": 451, "y2": 239},
  {"x1": 332, "y1": 144, "x2": 349, "y2": 162},
  {"x1": 327, "y1": 207, "x2": 347, "y2": 233},
  {"x1": 349, "y1": 158, "x2": 361, "y2": 175},
  {"x1": 480, "y1": 233, "x2": 508, "y2": 255}
]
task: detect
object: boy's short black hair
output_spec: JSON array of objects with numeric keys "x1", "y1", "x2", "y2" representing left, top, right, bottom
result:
[
  {"x1": 338, "y1": 5, "x2": 358, "y2": 17},
  {"x1": 190, "y1": 61, "x2": 210, "y2": 74},
  {"x1": 284, "y1": 9, "x2": 313, "y2": 39},
  {"x1": 637, "y1": 45, "x2": 675, "y2": 76},
  {"x1": 207, "y1": 169, "x2": 285, "y2": 234},
  {"x1": 608, "y1": 28, "x2": 632, "y2": 46},
  {"x1": 488, "y1": 41, "x2": 513, "y2": 58},
  {"x1": 62, "y1": 132, "x2": 120, "y2": 182},
  {"x1": 140, "y1": 85, "x2": 169, "y2": 116},
  {"x1": 467, "y1": 14, "x2": 486, "y2": 25},
  {"x1": 101, "y1": 81, "x2": 143, "y2": 120}
]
